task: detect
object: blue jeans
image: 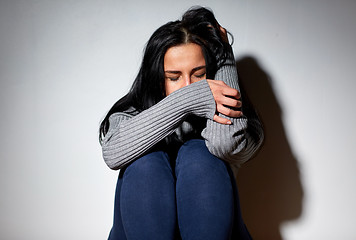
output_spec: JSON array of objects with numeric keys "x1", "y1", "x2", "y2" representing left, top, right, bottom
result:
[{"x1": 108, "y1": 139, "x2": 251, "y2": 240}]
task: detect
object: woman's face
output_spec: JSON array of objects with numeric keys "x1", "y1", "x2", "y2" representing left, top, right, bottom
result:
[{"x1": 164, "y1": 43, "x2": 206, "y2": 96}]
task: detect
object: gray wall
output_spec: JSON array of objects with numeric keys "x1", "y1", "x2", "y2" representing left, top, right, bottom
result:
[{"x1": 1, "y1": 0, "x2": 355, "y2": 239}]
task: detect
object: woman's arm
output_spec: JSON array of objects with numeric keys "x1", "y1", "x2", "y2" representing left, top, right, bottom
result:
[
  {"x1": 101, "y1": 80, "x2": 216, "y2": 170},
  {"x1": 202, "y1": 53, "x2": 264, "y2": 168}
]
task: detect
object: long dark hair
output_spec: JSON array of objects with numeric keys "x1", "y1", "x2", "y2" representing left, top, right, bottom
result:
[{"x1": 99, "y1": 6, "x2": 233, "y2": 143}]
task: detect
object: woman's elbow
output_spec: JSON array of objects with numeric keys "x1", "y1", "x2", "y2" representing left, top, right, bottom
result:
[
  {"x1": 102, "y1": 146, "x2": 125, "y2": 170},
  {"x1": 103, "y1": 155, "x2": 126, "y2": 170},
  {"x1": 107, "y1": 161, "x2": 121, "y2": 170}
]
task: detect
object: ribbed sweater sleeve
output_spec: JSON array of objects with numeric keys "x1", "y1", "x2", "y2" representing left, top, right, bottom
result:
[
  {"x1": 101, "y1": 80, "x2": 216, "y2": 170},
  {"x1": 201, "y1": 54, "x2": 264, "y2": 168}
]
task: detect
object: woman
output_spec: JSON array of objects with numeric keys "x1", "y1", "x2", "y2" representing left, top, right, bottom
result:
[{"x1": 99, "y1": 6, "x2": 263, "y2": 240}]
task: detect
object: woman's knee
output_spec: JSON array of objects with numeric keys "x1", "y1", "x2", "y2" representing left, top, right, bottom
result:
[
  {"x1": 177, "y1": 139, "x2": 209, "y2": 164},
  {"x1": 175, "y1": 140, "x2": 234, "y2": 235},
  {"x1": 120, "y1": 151, "x2": 175, "y2": 206},
  {"x1": 176, "y1": 139, "x2": 229, "y2": 178},
  {"x1": 123, "y1": 151, "x2": 172, "y2": 179},
  {"x1": 119, "y1": 152, "x2": 177, "y2": 239}
]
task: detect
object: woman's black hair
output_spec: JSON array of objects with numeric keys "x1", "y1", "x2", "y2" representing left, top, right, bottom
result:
[{"x1": 99, "y1": 6, "x2": 233, "y2": 143}]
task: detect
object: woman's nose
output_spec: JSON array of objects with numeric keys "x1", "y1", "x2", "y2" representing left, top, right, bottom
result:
[{"x1": 182, "y1": 76, "x2": 192, "y2": 87}]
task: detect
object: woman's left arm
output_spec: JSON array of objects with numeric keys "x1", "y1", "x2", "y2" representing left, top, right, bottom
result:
[{"x1": 201, "y1": 53, "x2": 264, "y2": 168}]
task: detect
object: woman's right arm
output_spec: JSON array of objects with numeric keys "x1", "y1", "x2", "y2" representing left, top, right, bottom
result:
[{"x1": 101, "y1": 79, "x2": 216, "y2": 170}]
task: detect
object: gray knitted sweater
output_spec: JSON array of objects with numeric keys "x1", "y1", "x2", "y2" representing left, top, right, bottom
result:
[{"x1": 101, "y1": 57, "x2": 264, "y2": 170}]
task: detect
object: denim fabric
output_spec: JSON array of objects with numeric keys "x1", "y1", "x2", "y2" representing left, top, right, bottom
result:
[{"x1": 108, "y1": 139, "x2": 252, "y2": 240}]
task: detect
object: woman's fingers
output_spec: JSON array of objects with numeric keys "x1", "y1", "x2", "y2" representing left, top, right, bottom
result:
[
  {"x1": 209, "y1": 80, "x2": 240, "y2": 99},
  {"x1": 216, "y1": 104, "x2": 243, "y2": 118},
  {"x1": 219, "y1": 96, "x2": 242, "y2": 109},
  {"x1": 207, "y1": 80, "x2": 243, "y2": 120},
  {"x1": 220, "y1": 84, "x2": 241, "y2": 100},
  {"x1": 213, "y1": 114, "x2": 232, "y2": 125}
]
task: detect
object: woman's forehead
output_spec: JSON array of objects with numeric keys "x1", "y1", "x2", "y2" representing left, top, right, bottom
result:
[{"x1": 164, "y1": 43, "x2": 205, "y2": 71}]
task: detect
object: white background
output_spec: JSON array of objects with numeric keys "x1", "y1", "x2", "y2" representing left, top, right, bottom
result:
[{"x1": 1, "y1": 0, "x2": 355, "y2": 239}]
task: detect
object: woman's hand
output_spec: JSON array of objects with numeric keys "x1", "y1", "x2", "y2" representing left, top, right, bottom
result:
[
  {"x1": 207, "y1": 79, "x2": 243, "y2": 125},
  {"x1": 208, "y1": 24, "x2": 229, "y2": 43},
  {"x1": 219, "y1": 26, "x2": 229, "y2": 43}
]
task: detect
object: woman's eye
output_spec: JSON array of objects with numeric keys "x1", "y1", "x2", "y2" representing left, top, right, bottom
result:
[
  {"x1": 165, "y1": 75, "x2": 180, "y2": 81},
  {"x1": 195, "y1": 73, "x2": 206, "y2": 78},
  {"x1": 168, "y1": 77, "x2": 179, "y2": 81}
]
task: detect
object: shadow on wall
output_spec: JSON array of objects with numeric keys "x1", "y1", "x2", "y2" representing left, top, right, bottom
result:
[{"x1": 235, "y1": 56, "x2": 304, "y2": 240}]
